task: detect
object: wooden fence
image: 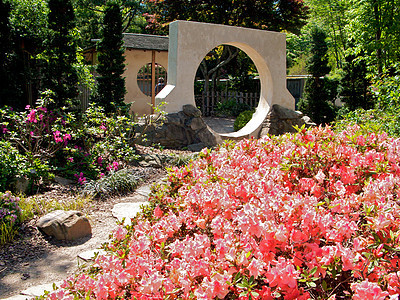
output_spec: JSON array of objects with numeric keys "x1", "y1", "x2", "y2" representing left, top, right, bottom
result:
[{"x1": 195, "y1": 91, "x2": 260, "y2": 117}]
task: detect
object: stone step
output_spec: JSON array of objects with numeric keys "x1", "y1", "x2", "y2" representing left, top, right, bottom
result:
[
  {"x1": 111, "y1": 202, "x2": 149, "y2": 225},
  {"x1": 136, "y1": 185, "x2": 152, "y2": 197},
  {"x1": 1, "y1": 295, "x2": 30, "y2": 300},
  {"x1": 17, "y1": 282, "x2": 61, "y2": 299},
  {"x1": 77, "y1": 249, "x2": 107, "y2": 262}
]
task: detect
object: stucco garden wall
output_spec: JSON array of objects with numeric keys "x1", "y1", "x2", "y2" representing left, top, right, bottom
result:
[{"x1": 124, "y1": 49, "x2": 168, "y2": 116}]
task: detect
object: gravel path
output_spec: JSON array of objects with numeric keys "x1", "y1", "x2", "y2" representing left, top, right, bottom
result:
[{"x1": 0, "y1": 170, "x2": 165, "y2": 299}]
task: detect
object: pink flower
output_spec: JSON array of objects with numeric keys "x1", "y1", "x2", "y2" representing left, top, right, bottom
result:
[
  {"x1": 351, "y1": 280, "x2": 389, "y2": 300},
  {"x1": 63, "y1": 134, "x2": 72, "y2": 142},
  {"x1": 53, "y1": 131, "x2": 63, "y2": 143},
  {"x1": 100, "y1": 123, "x2": 107, "y2": 131},
  {"x1": 248, "y1": 258, "x2": 266, "y2": 278},
  {"x1": 27, "y1": 110, "x2": 37, "y2": 123},
  {"x1": 68, "y1": 157, "x2": 74, "y2": 162},
  {"x1": 154, "y1": 206, "x2": 163, "y2": 218},
  {"x1": 114, "y1": 226, "x2": 128, "y2": 241},
  {"x1": 97, "y1": 156, "x2": 103, "y2": 165}
]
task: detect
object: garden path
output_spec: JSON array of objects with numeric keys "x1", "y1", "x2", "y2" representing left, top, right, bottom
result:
[
  {"x1": 0, "y1": 182, "x2": 156, "y2": 300},
  {"x1": 203, "y1": 117, "x2": 235, "y2": 134}
]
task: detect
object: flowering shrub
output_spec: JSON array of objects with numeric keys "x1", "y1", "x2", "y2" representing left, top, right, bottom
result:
[
  {"x1": 0, "y1": 97, "x2": 139, "y2": 189},
  {"x1": 41, "y1": 126, "x2": 400, "y2": 299},
  {"x1": 0, "y1": 192, "x2": 22, "y2": 245},
  {"x1": 0, "y1": 192, "x2": 21, "y2": 226}
]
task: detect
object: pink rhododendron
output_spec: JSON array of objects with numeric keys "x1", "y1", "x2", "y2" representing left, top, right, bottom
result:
[{"x1": 43, "y1": 126, "x2": 400, "y2": 299}]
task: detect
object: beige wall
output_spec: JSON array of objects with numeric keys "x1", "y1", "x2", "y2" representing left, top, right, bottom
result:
[{"x1": 124, "y1": 49, "x2": 168, "y2": 116}]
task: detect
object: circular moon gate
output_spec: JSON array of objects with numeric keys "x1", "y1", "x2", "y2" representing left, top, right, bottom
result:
[{"x1": 156, "y1": 21, "x2": 295, "y2": 139}]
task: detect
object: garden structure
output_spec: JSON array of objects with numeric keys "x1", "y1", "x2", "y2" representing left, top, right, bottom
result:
[
  {"x1": 84, "y1": 33, "x2": 169, "y2": 115},
  {"x1": 156, "y1": 21, "x2": 296, "y2": 140}
]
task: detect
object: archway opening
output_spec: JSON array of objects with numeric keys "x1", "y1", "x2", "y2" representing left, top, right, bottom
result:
[
  {"x1": 137, "y1": 63, "x2": 167, "y2": 97},
  {"x1": 194, "y1": 45, "x2": 260, "y2": 133}
]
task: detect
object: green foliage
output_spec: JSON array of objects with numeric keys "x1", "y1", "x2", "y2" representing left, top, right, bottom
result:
[
  {"x1": 41, "y1": 0, "x2": 79, "y2": 108},
  {"x1": 234, "y1": 110, "x2": 254, "y2": 132},
  {"x1": 0, "y1": 141, "x2": 28, "y2": 192},
  {"x1": 334, "y1": 108, "x2": 400, "y2": 138},
  {"x1": 0, "y1": 0, "x2": 27, "y2": 109},
  {"x1": 0, "y1": 192, "x2": 21, "y2": 245},
  {"x1": 307, "y1": 26, "x2": 331, "y2": 78},
  {"x1": 339, "y1": 49, "x2": 373, "y2": 111},
  {"x1": 95, "y1": 1, "x2": 127, "y2": 113},
  {"x1": 215, "y1": 100, "x2": 250, "y2": 118},
  {"x1": 146, "y1": 0, "x2": 308, "y2": 35},
  {"x1": 372, "y1": 68, "x2": 400, "y2": 111},
  {"x1": 81, "y1": 168, "x2": 144, "y2": 198},
  {"x1": 298, "y1": 27, "x2": 337, "y2": 124},
  {"x1": 346, "y1": 0, "x2": 400, "y2": 76},
  {"x1": 304, "y1": 0, "x2": 350, "y2": 70}
]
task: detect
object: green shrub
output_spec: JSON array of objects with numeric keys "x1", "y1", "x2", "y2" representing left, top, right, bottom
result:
[
  {"x1": 81, "y1": 168, "x2": 145, "y2": 198},
  {"x1": 334, "y1": 108, "x2": 400, "y2": 138},
  {"x1": 234, "y1": 110, "x2": 254, "y2": 131},
  {"x1": 214, "y1": 99, "x2": 251, "y2": 117},
  {"x1": 0, "y1": 141, "x2": 27, "y2": 192}
]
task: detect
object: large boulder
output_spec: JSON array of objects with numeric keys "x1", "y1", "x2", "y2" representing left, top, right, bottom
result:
[
  {"x1": 260, "y1": 104, "x2": 316, "y2": 136},
  {"x1": 36, "y1": 210, "x2": 92, "y2": 241},
  {"x1": 138, "y1": 104, "x2": 222, "y2": 150}
]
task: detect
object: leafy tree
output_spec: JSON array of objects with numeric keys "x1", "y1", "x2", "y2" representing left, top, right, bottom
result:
[
  {"x1": 347, "y1": 0, "x2": 400, "y2": 77},
  {"x1": 145, "y1": 0, "x2": 308, "y2": 35},
  {"x1": 95, "y1": 1, "x2": 126, "y2": 113},
  {"x1": 339, "y1": 48, "x2": 372, "y2": 111},
  {"x1": 298, "y1": 27, "x2": 336, "y2": 124},
  {"x1": 42, "y1": 0, "x2": 78, "y2": 108},
  {"x1": 73, "y1": 0, "x2": 147, "y2": 48},
  {"x1": 304, "y1": 0, "x2": 350, "y2": 69}
]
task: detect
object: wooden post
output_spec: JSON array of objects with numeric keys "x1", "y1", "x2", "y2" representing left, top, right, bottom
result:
[{"x1": 151, "y1": 50, "x2": 156, "y2": 114}]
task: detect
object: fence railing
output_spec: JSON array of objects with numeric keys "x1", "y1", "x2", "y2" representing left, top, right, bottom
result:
[{"x1": 195, "y1": 91, "x2": 260, "y2": 117}]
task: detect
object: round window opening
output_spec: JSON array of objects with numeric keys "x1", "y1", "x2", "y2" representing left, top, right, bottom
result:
[
  {"x1": 137, "y1": 63, "x2": 167, "y2": 97},
  {"x1": 194, "y1": 45, "x2": 260, "y2": 133}
]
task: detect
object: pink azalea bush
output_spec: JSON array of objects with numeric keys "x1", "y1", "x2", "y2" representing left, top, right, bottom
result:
[{"x1": 42, "y1": 126, "x2": 400, "y2": 299}]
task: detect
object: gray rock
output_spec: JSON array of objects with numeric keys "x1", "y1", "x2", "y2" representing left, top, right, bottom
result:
[
  {"x1": 260, "y1": 104, "x2": 316, "y2": 136},
  {"x1": 188, "y1": 117, "x2": 206, "y2": 131},
  {"x1": 139, "y1": 105, "x2": 221, "y2": 150},
  {"x1": 183, "y1": 104, "x2": 202, "y2": 118},
  {"x1": 37, "y1": 210, "x2": 92, "y2": 241}
]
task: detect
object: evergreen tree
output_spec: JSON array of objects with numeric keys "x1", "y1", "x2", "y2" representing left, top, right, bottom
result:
[
  {"x1": 42, "y1": 0, "x2": 78, "y2": 108},
  {"x1": 95, "y1": 1, "x2": 126, "y2": 113},
  {"x1": 339, "y1": 50, "x2": 372, "y2": 111},
  {"x1": 298, "y1": 27, "x2": 336, "y2": 124},
  {"x1": 0, "y1": 0, "x2": 12, "y2": 106}
]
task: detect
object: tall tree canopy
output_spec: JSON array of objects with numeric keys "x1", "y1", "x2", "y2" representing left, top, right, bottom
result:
[
  {"x1": 73, "y1": 0, "x2": 147, "y2": 48},
  {"x1": 42, "y1": 0, "x2": 78, "y2": 107},
  {"x1": 145, "y1": 0, "x2": 309, "y2": 35},
  {"x1": 95, "y1": 1, "x2": 126, "y2": 113}
]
